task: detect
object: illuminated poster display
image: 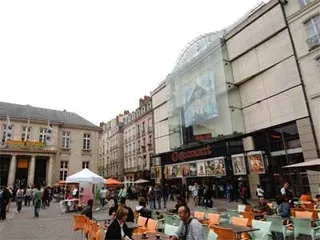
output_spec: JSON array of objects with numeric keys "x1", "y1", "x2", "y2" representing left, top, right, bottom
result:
[
  {"x1": 212, "y1": 157, "x2": 226, "y2": 176},
  {"x1": 197, "y1": 161, "x2": 206, "y2": 176},
  {"x1": 231, "y1": 154, "x2": 247, "y2": 175},
  {"x1": 247, "y1": 151, "x2": 265, "y2": 174},
  {"x1": 189, "y1": 163, "x2": 197, "y2": 177},
  {"x1": 181, "y1": 164, "x2": 190, "y2": 177},
  {"x1": 183, "y1": 71, "x2": 218, "y2": 127}
]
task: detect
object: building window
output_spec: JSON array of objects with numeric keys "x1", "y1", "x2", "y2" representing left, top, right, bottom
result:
[
  {"x1": 62, "y1": 131, "x2": 70, "y2": 149},
  {"x1": 39, "y1": 128, "x2": 47, "y2": 143},
  {"x1": 60, "y1": 161, "x2": 68, "y2": 181},
  {"x1": 21, "y1": 126, "x2": 31, "y2": 141},
  {"x1": 305, "y1": 15, "x2": 320, "y2": 49},
  {"x1": 82, "y1": 161, "x2": 89, "y2": 169},
  {"x1": 1, "y1": 124, "x2": 7, "y2": 144},
  {"x1": 83, "y1": 133, "x2": 90, "y2": 150},
  {"x1": 298, "y1": 0, "x2": 311, "y2": 8}
]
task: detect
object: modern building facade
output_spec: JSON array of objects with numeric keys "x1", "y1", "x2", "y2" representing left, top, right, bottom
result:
[
  {"x1": 151, "y1": 81, "x2": 170, "y2": 183},
  {"x1": 0, "y1": 102, "x2": 100, "y2": 188},
  {"x1": 99, "y1": 113, "x2": 126, "y2": 180},
  {"x1": 123, "y1": 96, "x2": 154, "y2": 183},
  {"x1": 284, "y1": 0, "x2": 320, "y2": 196},
  {"x1": 154, "y1": 0, "x2": 320, "y2": 198}
]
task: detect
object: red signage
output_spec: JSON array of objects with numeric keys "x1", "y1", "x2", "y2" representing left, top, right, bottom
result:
[
  {"x1": 171, "y1": 146, "x2": 212, "y2": 162},
  {"x1": 194, "y1": 133, "x2": 212, "y2": 141}
]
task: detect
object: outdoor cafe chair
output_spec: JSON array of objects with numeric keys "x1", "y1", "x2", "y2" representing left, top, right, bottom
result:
[
  {"x1": 72, "y1": 214, "x2": 86, "y2": 239},
  {"x1": 194, "y1": 211, "x2": 206, "y2": 220},
  {"x1": 291, "y1": 216, "x2": 320, "y2": 240},
  {"x1": 133, "y1": 216, "x2": 148, "y2": 235},
  {"x1": 249, "y1": 220, "x2": 272, "y2": 240},
  {"x1": 89, "y1": 220, "x2": 99, "y2": 240},
  {"x1": 164, "y1": 223, "x2": 178, "y2": 236},
  {"x1": 265, "y1": 215, "x2": 294, "y2": 240},
  {"x1": 211, "y1": 224, "x2": 235, "y2": 240},
  {"x1": 145, "y1": 218, "x2": 158, "y2": 233},
  {"x1": 206, "y1": 213, "x2": 220, "y2": 227},
  {"x1": 241, "y1": 211, "x2": 255, "y2": 227},
  {"x1": 230, "y1": 216, "x2": 249, "y2": 227}
]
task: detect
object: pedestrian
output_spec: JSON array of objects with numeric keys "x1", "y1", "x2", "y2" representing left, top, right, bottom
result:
[
  {"x1": 155, "y1": 185, "x2": 162, "y2": 209},
  {"x1": 256, "y1": 184, "x2": 265, "y2": 199},
  {"x1": 118, "y1": 185, "x2": 127, "y2": 203},
  {"x1": 16, "y1": 187, "x2": 24, "y2": 213},
  {"x1": 240, "y1": 183, "x2": 249, "y2": 205},
  {"x1": 33, "y1": 186, "x2": 42, "y2": 218},
  {"x1": 148, "y1": 185, "x2": 155, "y2": 210},
  {"x1": 192, "y1": 183, "x2": 199, "y2": 206},
  {"x1": 0, "y1": 186, "x2": 7, "y2": 220},
  {"x1": 81, "y1": 199, "x2": 93, "y2": 220},
  {"x1": 99, "y1": 187, "x2": 106, "y2": 207},
  {"x1": 169, "y1": 205, "x2": 205, "y2": 240},
  {"x1": 5, "y1": 187, "x2": 12, "y2": 212},
  {"x1": 162, "y1": 184, "x2": 169, "y2": 209},
  {"x1": 226, "y1": 183, "x2": 233, "y2": 202}
]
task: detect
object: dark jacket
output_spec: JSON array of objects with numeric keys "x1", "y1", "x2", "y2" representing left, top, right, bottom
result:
[
  {"x1": 81, "y1": 205, "x2": 92, "y2": 220},
  {"x1": 105, "y1": 220, "x2": 130, "y2": 240},
  {"x1": 125, "y1": 206, "x2": 134, "y2": 223}
]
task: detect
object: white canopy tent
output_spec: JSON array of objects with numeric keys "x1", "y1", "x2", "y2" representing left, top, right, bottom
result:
[
  {"x1": 134, "y1": 179, "x2": 149, "y2": 184},
  {"x1": 66, "y1": 168, "x2": 105, "y2": 184}
]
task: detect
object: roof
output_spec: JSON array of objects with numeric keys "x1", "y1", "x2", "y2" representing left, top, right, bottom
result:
[{"x1": 0, "y1": 101, "x2": 98, "y2": 129}]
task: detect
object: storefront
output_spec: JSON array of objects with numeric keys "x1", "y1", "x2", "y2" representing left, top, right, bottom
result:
[{"x1": 155, "y1": 121, "x2": 309, "y2": 200}]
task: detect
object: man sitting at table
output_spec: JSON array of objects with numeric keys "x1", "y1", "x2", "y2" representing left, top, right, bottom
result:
[
  {"x1": 253, "y1": 198, "x2": 272, "y2": 217},
  {"x1": 169, "y1": 205, "x2": 204, "y2": 240},
  {"x1": 135, "y1": 197, "x2": 152, "y2": 218},
  {"x1": 81, "y1": 199, "x2": 93, "y2": 220}
]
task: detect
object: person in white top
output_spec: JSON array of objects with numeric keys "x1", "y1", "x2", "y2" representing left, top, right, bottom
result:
[{"x1": 256, "y1": 184, "x2": 265, "y2": 199}]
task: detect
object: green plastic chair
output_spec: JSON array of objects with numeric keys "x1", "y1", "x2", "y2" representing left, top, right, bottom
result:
[
  {"x1": 265, "y1": 216, "x2": 294, "y2": 240},
  {"x1": 291, "y1": 216, "x2": 320, "y2": 240},
  {"x1": 249, "y1": 219, "x2": 272, "y2": 240},
  {"x1": 207, "y1": 230, "x2": 217, "y2": 240},
  {"x1": 164, "y1": 223, "x2": 178, "y2": 236}
]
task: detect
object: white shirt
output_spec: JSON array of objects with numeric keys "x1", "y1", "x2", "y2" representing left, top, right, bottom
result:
[
  {"x1": 256, "y1": 187, "x2": 264, "y2": 197},
  {"x1": 118, "y1": 220, "x2": 125, "y2": 238},
  {"x1": 280, "y1": 187, "x2": 287, "y2": 195}
]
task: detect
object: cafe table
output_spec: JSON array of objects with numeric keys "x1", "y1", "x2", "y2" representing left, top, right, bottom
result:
[
  {"x1": 217, "y1": 224, "x2": 259, "y2": 240},
  {"x1": 133, "y1": 232, "x2": 168, "y2": 240},
  {"x1": 93, "y1": 215, "x2": 114, "y2": 224}
]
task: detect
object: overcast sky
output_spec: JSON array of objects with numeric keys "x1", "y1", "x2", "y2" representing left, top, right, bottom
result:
[{"x1": 0, "y1": 0, "x2": 264, "y2": 125}]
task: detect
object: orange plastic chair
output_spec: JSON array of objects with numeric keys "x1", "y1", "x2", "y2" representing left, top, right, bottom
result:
[
  {"x1": 194, "y1": 211, "x2": 205, "y2": 220},
  {"x1": 231, "y1": 216, "x2": 249, "y2": 226},
  {"x1": 231, "y1": 216, "x2": 249, "y2": 239},
  {"x1": 211, "y1": 225, "x2": 234, "y2": 240},
  {"x1": 241, "y1": 212, "x2": 254, "y2": 227},
  {"x1": 89, "y1": 220, "x2": 99, "y2": 240},
  {"x1": 72, "y1": 214, "x2": 86, "y2": 239},
  {"x1": 206, "y1": 213, "x2": 220, "y2": 227},
  {"x1": 145, "y1": 218, "x2": 158, "y2": 233},
  {"x1": 96, "y1": 227, "x2": 105, "y2": 240},
  {"x1": 133, "y1": 216, "x2": 148, "y2": 235},
  {"x1": 295, "y1": 211, "x2": 313, "y2": 219}
]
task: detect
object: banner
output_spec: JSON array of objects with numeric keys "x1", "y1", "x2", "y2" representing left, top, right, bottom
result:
[
  {"x1": 164, "y1": 165, "x2": 170, "y2": 179},
  {"x1": 197, "y1": 161, "x2": 206, "y2": 176},
  {"x1": 231, "y1": 154, "x2": 247, "y2": 175},
  {"x1": 176, "y1": 164, "x2": 182, "y2": 178},
  {"x1": 156, "y1": 166, "x2": 162, "y2": 183},
  {"x1": 247, "y1": 151, "x2": 265, "y2": 174},
  {"x1": 170, "y1": 165, "x2": 178, "y2": 178}
]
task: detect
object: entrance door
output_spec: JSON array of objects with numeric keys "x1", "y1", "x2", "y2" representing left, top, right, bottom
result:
[
  {"x1": 15, "y1": 157, "x2": 29, "y2": 188},
  {"x1": 34, "y1": 157, "x2": 47, "y2": 186}
]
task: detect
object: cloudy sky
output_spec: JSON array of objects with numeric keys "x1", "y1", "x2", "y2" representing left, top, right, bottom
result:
[{"x1": 0, "y1": 0, "x2": 264, "y2": 125}]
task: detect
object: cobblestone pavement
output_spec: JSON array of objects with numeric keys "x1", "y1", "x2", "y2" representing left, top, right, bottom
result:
[{"x1": 0, "y1": 198, "x2": 241, "y2": 240}]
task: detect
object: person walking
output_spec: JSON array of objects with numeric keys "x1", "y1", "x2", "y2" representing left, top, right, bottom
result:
[
  {"x1": 240, "y1": 183, "x2": 249, "y2": 205},
  {"x1": 226, "y1": 183, "x2": 233, "y2": 202},
  {"x1": 256, "y1": 184, "x2": 265, "y2": 199},
  {"x1": 33, "y1": 186, "x2": 42, "y2": 218},
  {"x1": 15, "y1": 187, "x2": 24, "y2": 213},
  {"x1": 162, "y1": 184, "x2": 169, "y2": 209},
  {"x1": 148, "y1": 185, "x2": 155, "y2": 210},
  {"x1": 192, "y1": 183, "x2": 199, "y2": 206},
  {"x1": 155, "y1": 185, "x2": 162, "y2": 209}
]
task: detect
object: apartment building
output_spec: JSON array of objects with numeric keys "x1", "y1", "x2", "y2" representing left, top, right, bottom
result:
[{"x1": 123, "y1": 96, "x2": 153, "y2": 182}]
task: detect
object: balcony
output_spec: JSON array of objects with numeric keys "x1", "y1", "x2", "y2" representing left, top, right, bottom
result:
[
  {"x1": 124, "y1": 166, "x2": 138, "y2": 173},
  {"x1": 137, "y1": 148, "x2": 141, "y2": 154},
  {"x1": 148, "y1": 127, "x2": 153, "y2": 133},
  {"x1": 307, "y1": 34, "x2": 320, "y2": 50},
  {"x1": 141, "y1": 130, "x2": 146, "y2": 136},
  {"x1": 141, "y1": 145, "x2": 146, "y2": 152}
]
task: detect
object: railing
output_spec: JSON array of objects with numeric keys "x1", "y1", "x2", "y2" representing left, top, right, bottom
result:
[{"x1": 307, "y1": 34, "x2": 320, "y2": 50}]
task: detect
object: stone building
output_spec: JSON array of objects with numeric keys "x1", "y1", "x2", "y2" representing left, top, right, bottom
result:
[
  {"x1": 98, "y1": 113, "x2": 127, "y2": 179},
  {"x1": 0, "y1": 102, "x2": 100, "y2": 187},
  {"x1": 123, "y1": 96, "x2": 153, "y2": 183}
]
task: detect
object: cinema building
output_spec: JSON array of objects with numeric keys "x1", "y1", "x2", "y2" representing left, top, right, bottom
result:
[{"x1": 153, "y1": 0, "x2": 320, "y2": 199}]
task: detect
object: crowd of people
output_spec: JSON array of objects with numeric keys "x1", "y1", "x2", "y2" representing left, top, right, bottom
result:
[{"x1": 0, "y1": 184, "x2": 53, "y2": 220}]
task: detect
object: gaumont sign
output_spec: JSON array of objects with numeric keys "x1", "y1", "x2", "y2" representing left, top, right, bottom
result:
[{"x1": 171, "y1": 146, "x2": 212, "y2": 162}]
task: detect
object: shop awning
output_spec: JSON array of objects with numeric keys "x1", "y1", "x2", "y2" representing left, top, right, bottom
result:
[{"x1": 282, "y1": 159, "x2": 320, "y2": 171}]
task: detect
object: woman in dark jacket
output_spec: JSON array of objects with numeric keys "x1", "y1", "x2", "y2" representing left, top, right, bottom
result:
[{"x1": 105, "y1": 207, "x2": 131, "y2": 240}]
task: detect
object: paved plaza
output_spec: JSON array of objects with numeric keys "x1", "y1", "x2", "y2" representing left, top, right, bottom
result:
[{"x1": 0, "y1": 198, "x2": 239, "y2": 240}]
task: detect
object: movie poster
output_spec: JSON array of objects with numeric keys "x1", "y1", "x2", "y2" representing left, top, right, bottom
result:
[
  {"x1": 181, "y1": 164, "x2": 190, "y2": 177},
  {"x1": 204, "y1": 158, "x2": 214, "y2": 176},
  {"x1": 247, "y1": 151, "x2": 265, "y2": 174},
  {"x1": 231, "y1": 154, "x2": 247, "y2": 175},
  {"x1": 164, "y1": 165, "x2": 170, "y2": 179},
  {"x1": 197, "y1": 161, "x2": 206, "y2": 176},
  {"x1": 212, "y1": 157, "x2": 226, "y2": 176},
  {"x1": 156, "y1": 166, "x2": 162, "y2": 179},
  {"x1": 176, "y1": 164, "x2": 182, "y2": 177},
  {"x1": 189, "y1": 162, "x2": 197, "y2": 177},
  {"x1": 170, "y1": 165, "x2": 177, "y2": 178}
]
